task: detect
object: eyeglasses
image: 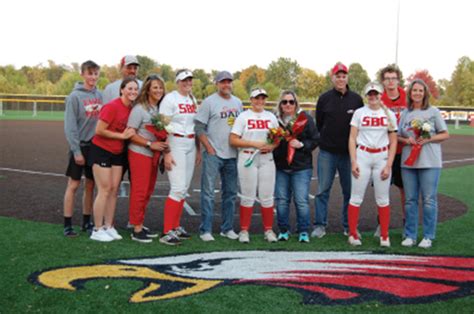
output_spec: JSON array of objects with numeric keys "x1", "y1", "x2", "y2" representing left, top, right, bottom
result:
[
  {"x1": 280, "y1": 100, "x2": 295, "y2": 105},
  {"x1": 383, "y1": 77, "x2": 398, "y2": 82}
]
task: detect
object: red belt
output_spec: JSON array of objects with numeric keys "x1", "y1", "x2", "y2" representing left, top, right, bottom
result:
[
  {"x1": 243, "y1": 150, "x2": 268, "y2": 155},
  {"x1": 173, "y1": 133, "x2": 195, "y2": 139},
  {"x1": 358, "y1": 145, "x2": 388, "y2": 153}
]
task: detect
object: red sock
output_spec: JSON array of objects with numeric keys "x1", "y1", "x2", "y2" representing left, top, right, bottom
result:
[
  {"x1": 261, "y1": 206, "x2": 274, "y2": 231},
  {"x1": 163, "y1": 197, "x2": 181, "y2": 234},
  {"x1": 348, "y1": 204, "x2": 360, "y2": 239},
  {"x1": 239, "y1": 206, "x2": 253, "y2": 231},
  {"x1": 378, "y1": 205, "x2": 390, "y2": 240},
  {"x1": 173, "y1": 199, "x2": 185, "y2": 229}
]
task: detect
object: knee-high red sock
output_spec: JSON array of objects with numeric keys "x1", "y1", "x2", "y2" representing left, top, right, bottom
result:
[
  {"x1": 261, "y1": 206, "x2": 274, "y2": 231},
  {"x1": 163, "y1": 197, "x2": 181, "y2": 234},
  {"x1": 239, "y1": 206, "x2": 253, "y2": 231},
  {"x1": 378, "y1": 205, "x2": 390, "y2": 240},
  {"x1": 348, "y1": 204, "x2": 360, "y2": 239},
  {"x1": 173, "y1": 199, "x2": 185, "y2": 229}
]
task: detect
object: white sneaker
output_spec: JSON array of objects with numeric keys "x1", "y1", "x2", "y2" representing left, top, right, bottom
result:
[
  {"x1": 344, "y1": 229, "x2": 362, "y2": 239},
  {"x1": 418, "y1": 238, "x2": 432, "y2": 249},
  {"x1": 380, "y1": 237, "x2": 391, "y2": 247},
  {"x1": 348, "y1": 235, "x2": 362, "y2": 246},
  {"x1": 220, "y1": 230, "x2": 239, "y2": 240},
  {"x1": 238, "y1": 230, "x2": 250, "y2": 243},
  {"x1": 373, "y1": 225, "x2": 381, "y2": 238},
  {"x1": 105, "y1": 227, "x2": 123, "y2": 240},
  {"x1": 264, "y1": 230, "x2": 277, "y2": 243},
  {"x1": 311, "y1": 226, "x2": 326, "y2": 238},
  {"x1": 90, "y1": 228, "x2": 114, "y2": 242},
  {"x1": 401, "y1": 237, "x2": 415, "y2": 247},
  {"x1": 199, "y1": 233, "x2": 215, "y2": 242}
]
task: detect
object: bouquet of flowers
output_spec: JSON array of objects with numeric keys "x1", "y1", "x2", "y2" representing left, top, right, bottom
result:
[
  {"x1": 284, "y1": 112, "x2": 308, "y2": 165},
  {"x1": 145, "y1": 113, "x2": 173, "y2": 167},
  {"x1": 267, "y1": 127, "x2": 289, "y2": 145},
  {"x1": 404, "y1": 119, "x2": 431, "y2": 166},
  {"x1": 244, "y1": 126, "x2": 288, "y2": 168}
]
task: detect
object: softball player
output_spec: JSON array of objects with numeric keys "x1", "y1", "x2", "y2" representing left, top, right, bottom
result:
[
  {"x1": 159, "y1": 69, "x2": 200, "y2": 245},
  {"x1": 229, "y1": 88, "x2": 279, "y2": 243},
  {"x1": 347, "y1": 82, "x2": 398, "y2": 247}
]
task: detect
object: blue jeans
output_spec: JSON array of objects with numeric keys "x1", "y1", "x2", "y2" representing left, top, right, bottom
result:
[
  {"x1": 275, "y1": 168, "x2": 312, "y2": 233},
  {"x1": 199, "y1": 151, "x2": 238, "y2": 234},
  {"x1": 314, "y1": 149, "x2": 351, "y2": 229},
  {"x1": 402, "y1": 168, "x2": 441, "y2": 240}
]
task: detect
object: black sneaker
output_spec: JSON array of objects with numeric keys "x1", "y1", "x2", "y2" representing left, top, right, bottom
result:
[
  {"x1": 82, "y1": 222, "x2": 94, "y2": 235},
  {"x1": 64, "y1": 226, "x2": 78, "y2": 238},
  {"x1": 143, "y1": 228, "x2": 158, "y2": 238},
  {"x1": 159, "y1": 231, "x2": 181, "y2": 246},
  {"x1": 131, "y1": 230, "x2": 153, "y2": 243},
  {"x1": 175, "y1": 226, "x2": 191, "y2": 240}
]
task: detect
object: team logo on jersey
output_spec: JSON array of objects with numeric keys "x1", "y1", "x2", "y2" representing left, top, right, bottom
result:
[{"x1": 29, "y1": 251, "x2": 474, "y2": 305}]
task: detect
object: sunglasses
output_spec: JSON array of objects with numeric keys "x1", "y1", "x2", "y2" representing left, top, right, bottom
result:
[
  {"x1": 145, "y1": 74, "x2": 164, "y2": 82},
  {"x1": 280, "y1": 100, "x2": 295, "y2": 105}
]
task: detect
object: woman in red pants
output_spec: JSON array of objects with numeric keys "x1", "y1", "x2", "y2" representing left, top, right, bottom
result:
[{"x1": 127, "y1": 74, "x2": 168, "y2": 243}]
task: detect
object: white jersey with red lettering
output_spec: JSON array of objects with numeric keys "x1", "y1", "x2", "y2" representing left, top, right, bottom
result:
[
  {"x1": 231, "y1": 109, "x2": 278, "y2": 148},
  {"x1": 159, "y1": 90, "x2": 197, "y2": 202},
  {"x1": 159, "y1": 90, "x2": 197, "y2": 136},
  {"x1": 231, "y1": 109, "x2": 278, "y2": 208},
  {"x1": 350, "y1": 105, "x2": 397, "y2": 149},
  {"x1": 349, "y1": 105, "x2": 397, "y2": 208}
]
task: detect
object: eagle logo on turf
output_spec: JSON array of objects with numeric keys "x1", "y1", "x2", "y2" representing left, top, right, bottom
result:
[{"x1": 30, "y1": 251, "x2": 474, "y2": 305}]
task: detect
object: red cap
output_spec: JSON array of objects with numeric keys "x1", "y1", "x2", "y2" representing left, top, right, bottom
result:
[{"x1": 332, "y1": 63, "x2": 348, "y2": 75}]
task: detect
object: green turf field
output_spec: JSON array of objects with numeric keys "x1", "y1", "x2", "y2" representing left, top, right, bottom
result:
[
  {"x1": 0, "y1": 110, "x2": 64, "y2": 121},
  {"x1": 1, "y1": 166, "x2": 473, "y2": 313},
  {"x1": 447, "y1": 123, "x2": 474, "y2": 136}
]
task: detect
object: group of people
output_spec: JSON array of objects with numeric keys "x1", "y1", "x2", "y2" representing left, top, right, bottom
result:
[{"x1": 63, "y1": 56, "x2": 449, "y2": 249}]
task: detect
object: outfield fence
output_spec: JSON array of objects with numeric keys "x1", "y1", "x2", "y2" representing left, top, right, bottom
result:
[{"x1": 0, "y1": 93, "x2": 473, "y2": 123}]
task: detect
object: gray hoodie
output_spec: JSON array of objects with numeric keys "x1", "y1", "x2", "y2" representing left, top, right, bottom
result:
[{"x1": 64, "y1": 82, "x2": 103, "y2": 157}]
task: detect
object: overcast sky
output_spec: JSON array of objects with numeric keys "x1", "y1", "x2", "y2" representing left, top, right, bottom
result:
[{"x1": 1, "y1": 0, "x2": 472, "y2": 81}]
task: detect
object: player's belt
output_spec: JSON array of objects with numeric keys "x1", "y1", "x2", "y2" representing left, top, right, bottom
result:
[
  {"x1": 242, "y1": 150, "x2": 269, "y2": 155},
  {"x1": 172, "y1": 133, "x2": 195, "y2": 139},
  {"x1": 358, "y1": 145, "x2": 389, "y2": 153}
]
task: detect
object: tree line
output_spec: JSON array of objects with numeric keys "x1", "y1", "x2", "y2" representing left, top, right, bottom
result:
[{"x1": 0, "y1": 56, "x2": 472, "y2": 106}]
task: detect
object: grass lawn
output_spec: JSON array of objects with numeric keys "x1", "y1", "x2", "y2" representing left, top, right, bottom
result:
[
  {"x1": 0, "y1": 110, "x2": 64, "y2": 121},
  {"x1": 446, "y1": 123, "x2": 474, "y2": 136},
  {"x1": 0, "y1": 167, "x2": 473, "y2": 313}
]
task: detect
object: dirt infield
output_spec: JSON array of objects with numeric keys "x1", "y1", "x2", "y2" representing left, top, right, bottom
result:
[{"x1": 0, "y1": 120, "x2": 472, "y2": 234}]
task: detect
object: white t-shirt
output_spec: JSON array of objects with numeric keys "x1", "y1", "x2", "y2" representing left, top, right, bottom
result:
[
  {"x1": 350, "y1": 105, "x2": 397, "y2": 148},
  {"x1": 159, "y1": 90, "x2": 197, "y2": 136},
  {"x1": 231, "y1": 109, "x2": 278, "y2": 149}
]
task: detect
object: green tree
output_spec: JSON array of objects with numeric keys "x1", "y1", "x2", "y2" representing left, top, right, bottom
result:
[
  {"x1": 193, "y1": 69, "x2": 211, "y2": 86},
  {"x1": 192, "y1": 79, "x2": 204, "y2": 100},
  {"x1": 348, "y1": 63, "x2": 370, "y2": 95},
  {"x1": 45, "y1": 60, "x2": 67, "y2": 84},
  {"x1": 266, "y1": 57, "x2": 301, "y2": 91},
  {"x1": 262, "y1": 82, "x2": 280, "y2": 102},
  {"x1": 158, "y1": 64, "x2": 174, "y2": 82},
  {"x1": 232, "y1": 79, "x2": 249, "y2": 101},
  {"x1": 439, "y1": 56, "x2": 474, "y2": 107},
  {"x1": 205, "y1": 84, "x2": 217, "y2": 97},
  {"x1": 296, "y1": 68, "x2": 326, "y2": 102},
  {"x1": 239, "y1": 65, "x2": 266, "y2": 92},
  {"x1": 53, "y1": 71, "x2": 82, "y2": 95},
  {"x1": 165, "y1": 81, "x2": 176, "y2": 94},
  {"x1": 136, "y1": 55, "x2": 158, "y2": 80}
]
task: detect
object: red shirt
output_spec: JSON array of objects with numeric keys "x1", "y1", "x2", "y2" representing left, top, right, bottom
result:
[
  {"x1": 381, "y1": 86, "x2": 407, "y2": 154},
  {"x1": 92, "y1": 98, "x2": 132, "y2": 154}
]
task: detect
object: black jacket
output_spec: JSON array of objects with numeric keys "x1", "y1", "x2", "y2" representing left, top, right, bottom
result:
[
  {"x1": 315, "y1": 87, "x2": 363, "y2": 154},
  {"x1": 273, "y1": 111, "x2": 319, "y2": 171}
]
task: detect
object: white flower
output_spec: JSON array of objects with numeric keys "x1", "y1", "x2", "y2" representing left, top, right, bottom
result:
[
  {"x1": 164, "y1": 125, "x2": 174, "y2": 134},
  {"x1": 422, "y1": 123, "x2": 431, "y2": 132}
]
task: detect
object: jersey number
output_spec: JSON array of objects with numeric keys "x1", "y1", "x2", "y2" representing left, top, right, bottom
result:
[
  {"x1": 248, "y1": 119, "x2": 271, "y2": 130},
  {"x1": 178, "y1": 104, "x2": 196, "y2": 114},
  {"x1": 361, "y1": 116, "x2": 387, "y2": 127}
]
